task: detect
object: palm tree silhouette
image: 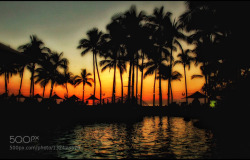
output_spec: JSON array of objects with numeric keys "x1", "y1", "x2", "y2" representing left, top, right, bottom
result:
[
  {"x1": 34, "y1": 52, "x2": 51, "y2": 98},
  {"x1": 117, "y1": 56, "x2": 127, "y2": 103},
  {"x1": 55, "y1": 59, "x2": 74, "y2": 98},
  {"x1": 100, "y1": 54, "x2": 117, "y2": 103},
  {"x1": 78, "y1": 28, "x2": 104, "y2": 105},
  {"x1": 35, "y1": 51, "x2": 68, "y2": 98},
  {"x1": 73, "y1": 69, "x2": 93, "y2": 103},
  {"x1": 166, "y1": 17, "x2": 186, "y2": 105},
  {"x1": 138, "y1": 23, "x2": 154, "y2": 106},
  {"x1": 179, "y1": 1, "x2": 223, "y2": 104},
  {"x1": 17, "y1": 60, "x2": 26, "y2": 97},
  {"x1": 101, "y1": 19, "x2": 125, "y2": 103},
  {"x1": 144, "y1": 60, "x2": 157, "y2": 107},
  {"x1": 99, "y1": 50, "x2": 126, "y2": 103},
  {"x1": 0, "y1": 43, "x2": 20, "y2": 96},
  {"x1": 189, "y1": 39, "x2": 219, "y2": 104},
  {"x1": 49, "y1": 52, "x2": 68, "y2": 98},
  {"x1": 34, "y1": 67, "x2": 50, "y2": 98},
  {"x1": 18, "y1": 35, "x2": 45, "y2": 97},
  {"x1": 147, "y1": 7, "x2": 178, "y2": 106},
  {"x1": 119, "y1": 5, "x2": 146, "y2": 103},
  {"x1": 62, "y1": 71, "x2": 74, "y2": 98},
  {"x1": 144, "y1": 46, "x2": 169, "y2": 106},
  {"x1": 191, "y1": 64, "x2": 209, "y2": 104},
  {"x1": 158, "y1": 64, "x2": 182, "y2": 104},
  {"x1": 148, "y1": 6, "x2": 185, "y2": 105},
  {"x1": 0, "y1": 63, "x2": 17, "y2": 95},
  {"x1": 134, "y1": 25, "x2": 151, "y2": 105},
  {"x1": 174, "y1": 40, "x2": 195, "y2": 104}
]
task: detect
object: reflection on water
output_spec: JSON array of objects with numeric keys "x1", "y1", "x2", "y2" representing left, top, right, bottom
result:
[{"x1": 53, "y1": 116, "x2": 216, "y2": 159}]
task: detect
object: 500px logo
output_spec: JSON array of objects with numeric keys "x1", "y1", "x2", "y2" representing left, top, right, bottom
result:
[{"x1": 10, "y1": 136, "x2": 39, "y2": 144}]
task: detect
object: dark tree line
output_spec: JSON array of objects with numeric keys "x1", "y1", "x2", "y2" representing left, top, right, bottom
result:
[{"x1": 1, "y1": 1, "x2": 250, "y2": 107}]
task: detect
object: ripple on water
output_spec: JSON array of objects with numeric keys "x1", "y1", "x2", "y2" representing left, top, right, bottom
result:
[{"x1": 49, "y1": 116, "x2": 216, "y2": 159}]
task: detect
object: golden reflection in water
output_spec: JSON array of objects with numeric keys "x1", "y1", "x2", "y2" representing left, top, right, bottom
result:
[
  {"x1": 168, "y1": 117, "x2": 213, "y2": 159},
  {"x1": 56, "y1": 117, "x2": 215, "y2": 159},
  {"x1": 131, "y1": 116, "x2": 170, "y2": 156}
]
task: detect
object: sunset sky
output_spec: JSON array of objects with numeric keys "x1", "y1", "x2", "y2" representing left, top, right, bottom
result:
[{"x1": 0, "y1": 1, "x2": 204, "y2": 105}]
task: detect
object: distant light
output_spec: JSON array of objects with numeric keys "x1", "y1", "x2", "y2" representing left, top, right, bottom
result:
[{"x1": 210, "y1": 100, "x2": 216, "y2": 108}]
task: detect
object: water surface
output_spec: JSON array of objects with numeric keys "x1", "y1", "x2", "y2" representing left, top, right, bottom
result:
[{"x1": 47, "y1": 116, "x2": 217, "y2": 159}]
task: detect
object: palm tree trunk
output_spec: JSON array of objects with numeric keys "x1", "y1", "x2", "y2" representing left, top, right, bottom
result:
[
  {"x1": 112, "y1": 59, "x2": 117, "y2": 103},
  {"x1": 127, "y1": 60, "x2": 132, "y2": 102},
  {"x1": 30, "y1": 63, "x2": 34, "y2": 97},
  {"x1": 167, "y1": 80, "x2": 170, "y2": 105},
  {"x1": 83, "y1": 83, "x2": 85, "y2": 103},
  {"x1": 131, "y1": 56, "x2": 135, "y2": 101},
  {"x1": 159, "y1": 71, "x2": 162, "y2": 107},
  {"x1": 140, "y1": 52, "x2": 144, "y2": 106},
  {"x1": 19, "y1": 69, "x2": 24, "y2": 95},
  {"x1": 183, "y1": 65, "x2": 188, "y2": 104},
  {"x1": 168, "y1": 43, "x2": 173, "y2": 106},
  {"x1": 166, "y1": 81, "x2": 168, "y2": 105},
  {"x1": 42, "y1": 85, "x2": 45, "y2": 98},
  {"x1": 95, "y1": 54, "x2": 102, "y2": 105},
  {"x1": 18, "y1": 70, "x2": 24, "y2": 102},
  {"x1": 30, "y1": 77, "x2": 32, "y2": 97},
  {"x1": 32, "y1": 63, "x2": 35, "y2": 97},
  {"x1": 93, "y1": 53, "x2": 96, "y2": 105},
  {"x1": 170, "y1": 82, "x2": 173, "y2": 103},
  {"x1": 49, "y1": 81, "x2": 54, "y2": 98},
  {"x1": 120, "y1": 69, "x2": 123, "y2": 104},
  {"x1": 65, "y1": 83, "x2": 69, "y2": 98},
  {"x1": 4, "y1": 72, "x2": 8, "y2": 94},
  {"x1": 136, "y1": 54, "x2": 138, "y2": 104},
  {"x1": 32, "y1": 77, "x2": 35, "y2": 97},
  {"x1": 153, "y1": 70, "x2": 156, "y2": 107}
]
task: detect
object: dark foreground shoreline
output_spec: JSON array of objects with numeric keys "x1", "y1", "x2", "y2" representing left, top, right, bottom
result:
[{"x1": 1, "y1": 101, "x2": 250, "y2": 159}]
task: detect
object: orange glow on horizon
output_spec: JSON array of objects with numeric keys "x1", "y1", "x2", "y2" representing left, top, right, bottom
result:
[
  {"x1": 0, "y1": 60, "x2": 204, "y2": 106},
  {"x1": 0, "y1": 39, "x2": 204, "y2": 105}
]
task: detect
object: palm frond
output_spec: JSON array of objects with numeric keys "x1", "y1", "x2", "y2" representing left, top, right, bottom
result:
[
  {"x1": 86, "y1": 81, "x2": 92, "y2": 87},
  {"x1": 174, "y1": 60, "x2": 183, "y2": 66},
  {"x1": 191, "y1": 74, "x2": 203, "y2": 79},
  {"x1": 144, "y1": 66, "x2": 156, "y2": 78}
]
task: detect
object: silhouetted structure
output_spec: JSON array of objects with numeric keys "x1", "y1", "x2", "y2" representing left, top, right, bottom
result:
[
  {"x1": 34, "y1": 94, "x2": 42, "y2": 99},
  {"x1": 68, "y1": 95, "x2": 80, "y2": 101},
  {"x1": 86, "y1": 95, "x2": 99, "y2": 105},
  {"x1": 186, "y1": 91, "x2": 207, "y2": 99},
  {"x1": 51, "y1": 94, "x2": 63, "y2": 99},
  {"x1": 15, "y1": 94, "x2": 27, "y2": 99}
]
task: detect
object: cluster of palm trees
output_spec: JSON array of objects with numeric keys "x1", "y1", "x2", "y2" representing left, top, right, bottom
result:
[
  {"x1": 1, "y1": 2, "x2": 249, "y2": 106},
  {"x1": 1, "y1": 35, "x2": 93, "y2": 102},
  {"x1": 177, "y1": 1, "x2": 250, "y2": 103},
  {"x1": 77, "y1": 2, "x2": 250, "y2": 106},
  {"x1": 77, "y1": 5, "x2": 197, "y2": 106}
]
